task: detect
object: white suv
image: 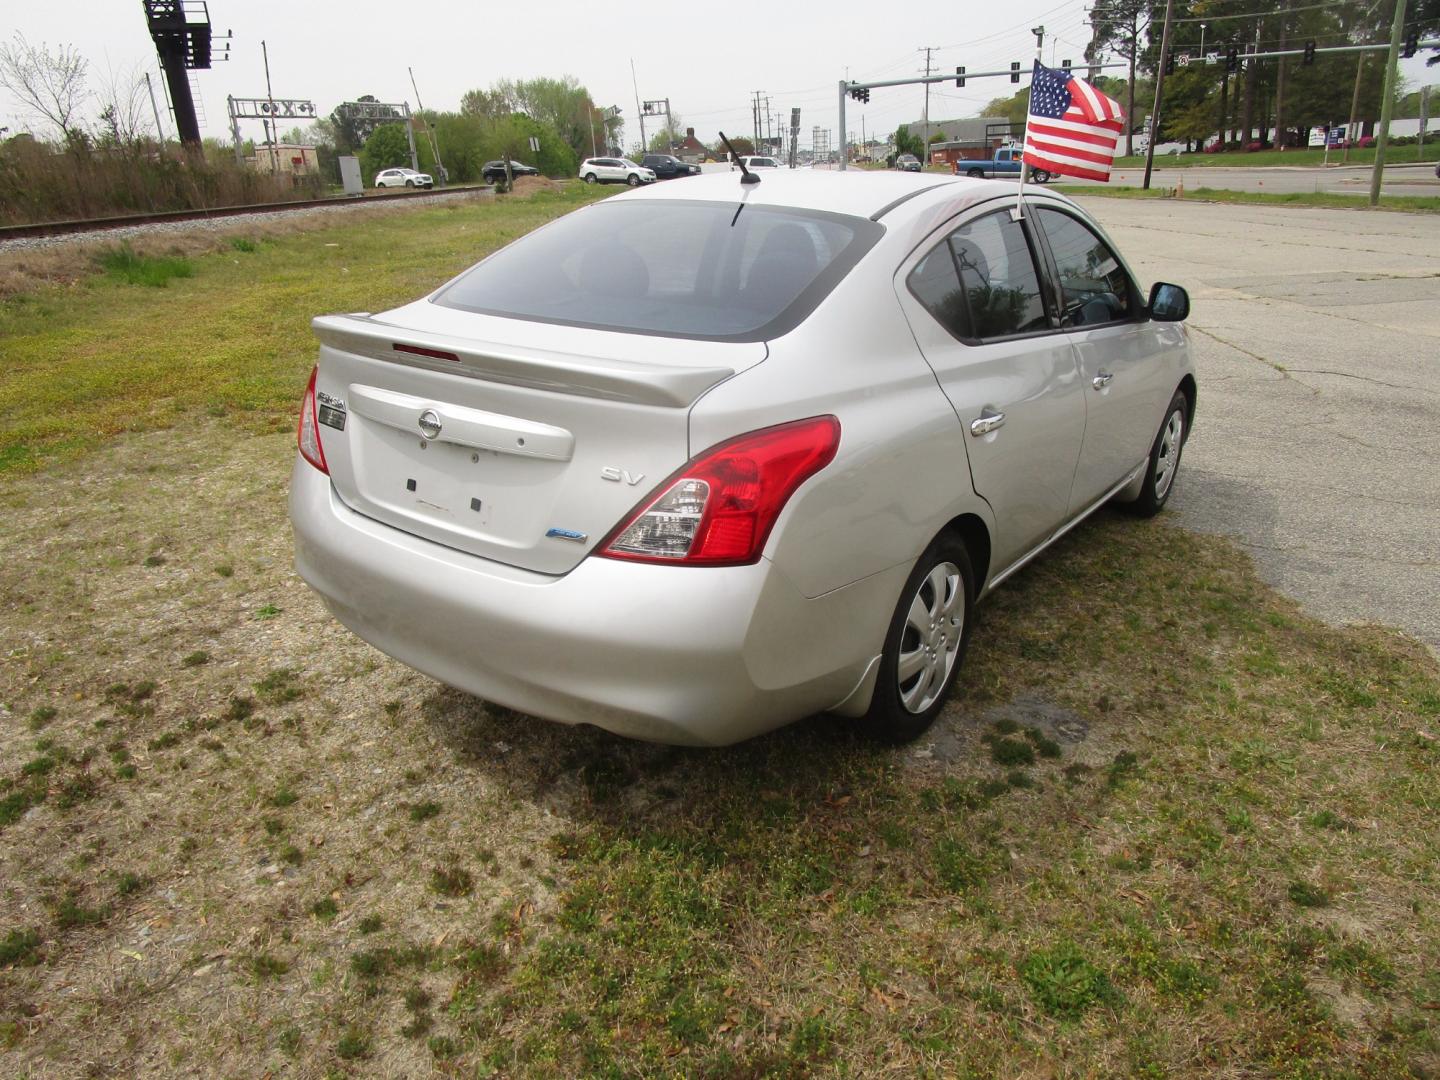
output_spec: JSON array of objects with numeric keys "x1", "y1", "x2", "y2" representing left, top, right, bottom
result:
[
  {"x1": 374, "y1": 167, "x2": 433, "y2": 189},
  {"x1": 578, "y1": 158, "x2": 656, "y2": 186}
]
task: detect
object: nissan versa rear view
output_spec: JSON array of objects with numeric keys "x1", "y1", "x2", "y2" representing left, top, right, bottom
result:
[{"x1": 289, "y1": 171, "x2": 1195, "y2": 746}]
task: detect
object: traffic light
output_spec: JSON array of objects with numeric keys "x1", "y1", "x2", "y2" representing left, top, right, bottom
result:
[
  {"x1": 1010, "y1": 61, "x2": 1021, "y2": 83},
  {"x1": 1403, "y1": 31, "x2": 1418, "y2": 59},
  {"x1": 955, "y1": 66, "x2": 965, "y2": 88},
  {"x1": 1303, "y1": 40, "x2": 1316, "y2": 65},
  {"x1": 848, "y1": 85, "x2": 870, "y2": 104},
  {"x1": 1225, "y1": 45, "x2": 1238, "y2": 73},
  {"x1": 1061, "y1": 58, "x2": 1072, "y2": 71},
  {"x1": 1165, "y1": 49, "x2": 1175, "y2": 76}
]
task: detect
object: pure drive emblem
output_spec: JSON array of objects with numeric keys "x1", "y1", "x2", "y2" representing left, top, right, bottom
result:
[{"x1": 417, "y1": 409, "x2": 442, "y2": 440}]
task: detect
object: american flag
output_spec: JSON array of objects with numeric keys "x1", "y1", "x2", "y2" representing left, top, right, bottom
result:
[{"x1": 1022, "y1": 60, "x2": 1126, "y2": 183}]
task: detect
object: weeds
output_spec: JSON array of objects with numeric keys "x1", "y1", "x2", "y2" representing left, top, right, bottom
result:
[
  {"x1": 1021, "y1": 941, "x2": 1122, "y2": 1019},
  {"x1": 0, "y1": 928, "x2": 42, "y2": 966},
  {"x1": 429, "y1": 864, "x2": 474, "y2": 898},
  {"x1": 97, "y1": 244, "x2": 195, "y2": 288}
]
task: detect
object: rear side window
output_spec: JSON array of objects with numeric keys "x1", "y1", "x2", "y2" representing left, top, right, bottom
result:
[
  {"x1": 433, "y1": 200, "x2": 883, "y2": 341},
  {"x1": 1036, "y1": 208, "x2": 1134, "y2": 326},
  {"x1": 907, "y1": 211, "x2": 1048, "y2": 341}
]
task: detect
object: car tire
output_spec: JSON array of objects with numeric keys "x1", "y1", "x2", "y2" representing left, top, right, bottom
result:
[
  {"x1": 405, "y1": 179, "x2": 415, "y2": 188},
  {"x1": 862, "y1": 533, "x2": 975, "y2": 743},
  {"x1": 627, "y1": 173, "x2": 641, "y2": 187},
  {"x1": 1122, "y1": 389, "x2": 1189, "y2": 518},
  {"x1": 966, "y1": 168, "x2": 985, "y2": 178},
  {"x1": 1032, "y1": 169, "x2": 1051, "y2": 183},
  {"x1": 584, "y1": 173, "x2": 597, "y2": 184}
]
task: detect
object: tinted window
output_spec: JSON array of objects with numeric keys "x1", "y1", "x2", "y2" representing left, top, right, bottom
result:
[
  {"x1": 434, "y1": 200, "x2": 883, "y2": 341},
  {"x1": 907, "y1": 212, "x2": 1048, "y2": 341},
  {"x1": 1037, "y1": 208, "x2": 1133, "y2": 327}
]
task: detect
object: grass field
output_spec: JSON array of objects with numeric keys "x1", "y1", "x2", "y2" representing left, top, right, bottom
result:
[
  {"x1": 1113, "y1": 144, "x2": 1439, "y2": 169},
  {"x1": 1053, "y1": 184, "x2": 1440, "y2": 213},
  {"x1": 2, "y1": 186, "x2": 1439, "y2": 1078},
  {"x1": 0, "y1": 185, "x2": 609, "y2": 474}
]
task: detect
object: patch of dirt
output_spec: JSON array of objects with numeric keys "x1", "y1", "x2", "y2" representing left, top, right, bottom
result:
[{"x1": 505, "y1": 176, "x2": 564, "y2": 198}]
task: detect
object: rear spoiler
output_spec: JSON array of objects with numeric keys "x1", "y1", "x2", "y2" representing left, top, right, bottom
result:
[{"x1": 312, "y1": 314, "x2": 735, "y2": 409}]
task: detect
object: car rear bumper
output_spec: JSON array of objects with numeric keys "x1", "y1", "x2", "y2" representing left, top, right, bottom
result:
[{"x1": 289, "y1": 458, "x2": 892, "y2": 745}]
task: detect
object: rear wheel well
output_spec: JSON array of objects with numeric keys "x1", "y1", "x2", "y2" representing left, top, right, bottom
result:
[{"x1": 942, "y1": 514, "x2": 991, "y2": 595}]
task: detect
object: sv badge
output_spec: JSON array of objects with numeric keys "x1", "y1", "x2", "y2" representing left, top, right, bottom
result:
[{"x1": 600, "y1": 466, "x2": 645, "y2": 486}]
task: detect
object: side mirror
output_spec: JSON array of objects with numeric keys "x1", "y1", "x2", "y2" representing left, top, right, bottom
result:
[{"x1": 1148, "y1": 282, "x2": 1190, "y2": 322}]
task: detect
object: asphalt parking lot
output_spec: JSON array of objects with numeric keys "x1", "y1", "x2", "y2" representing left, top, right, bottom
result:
[{"x1": 1077, "y1": 196, "x2": 1440, "y2": 654}]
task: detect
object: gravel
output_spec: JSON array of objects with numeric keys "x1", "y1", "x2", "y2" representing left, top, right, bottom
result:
[{"x1": 0, "y1": 188, "x2": 494, "y2": 253}]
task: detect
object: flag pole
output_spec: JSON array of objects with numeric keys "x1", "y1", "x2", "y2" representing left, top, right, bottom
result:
[{"x1": 1017, "y1": 30, "x2": 1044, "y2": 219}]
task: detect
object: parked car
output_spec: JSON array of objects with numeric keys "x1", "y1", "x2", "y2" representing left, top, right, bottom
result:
[
  {"x1": 291, "y1": 171, "x2": 1195, "y2": 746},
  {"x1": 374, "y1": 167, "x2": 433, "y2": 189},
  {"x1": 737, "y1": 155, "x2": 780, "y2": 169},
  {"x1": 641, "y1": 153, "x2": 702, "y2": 180},
  {"x1": 896, "y1": 153, "x2": 922, "y2": 172},
  {"x1": 481, "y1": 160, "x2": 539, "y2": 183},
  {"x1": 578, "y1": 157, "x2": 656, "y2": 186},
  {"x1": 958, "y1": 147, "x2": 1050, "y2": 183}
]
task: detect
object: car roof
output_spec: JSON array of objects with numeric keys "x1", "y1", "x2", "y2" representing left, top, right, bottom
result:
[{"x1": 609, "y1": 168, "x2": 1047, "y2": 224}]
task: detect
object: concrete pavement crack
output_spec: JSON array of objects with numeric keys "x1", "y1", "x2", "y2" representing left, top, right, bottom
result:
[
  {"x1": 1186, "y1": 325, "x2": 1320, "y2": 392},
  {"x1": 1283, "y1": 368, "x2": 1430, "y2": 394}
]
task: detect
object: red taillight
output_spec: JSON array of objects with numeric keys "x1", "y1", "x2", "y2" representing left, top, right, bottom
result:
[
  {"x1": 599, "y1": 416, "x2": 840, "y2": 567},
  {"x1": 297, "y1": 366, "x2": 329, "y2": 474}
]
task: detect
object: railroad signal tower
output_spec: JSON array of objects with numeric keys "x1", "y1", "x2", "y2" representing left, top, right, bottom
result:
[{"x1": 144, "y1": 1, "x2": 228, "y2": 146}]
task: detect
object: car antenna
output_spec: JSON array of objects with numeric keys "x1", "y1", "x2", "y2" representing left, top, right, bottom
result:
[{"x1": 719, "y1": 132, "x2": 760, "y2": 185}]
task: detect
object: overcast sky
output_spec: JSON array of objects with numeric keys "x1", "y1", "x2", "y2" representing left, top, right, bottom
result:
[{"x1": 4, "y1": 1, "x2": 1436, "y2": 149}]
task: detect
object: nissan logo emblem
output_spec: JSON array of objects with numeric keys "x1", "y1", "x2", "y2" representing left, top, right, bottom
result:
[{"x1": 418, "y1": 409, "x2": 442, "y2": 440}]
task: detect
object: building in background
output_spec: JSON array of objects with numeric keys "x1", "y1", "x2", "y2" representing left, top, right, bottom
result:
[{"x1": 250, "y1": 143, "x2": 320, "y2": 176}]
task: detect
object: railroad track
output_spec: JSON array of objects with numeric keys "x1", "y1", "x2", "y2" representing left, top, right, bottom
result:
[{"x1": 0, "y1": 184, "x2": 494, "y2": 243}]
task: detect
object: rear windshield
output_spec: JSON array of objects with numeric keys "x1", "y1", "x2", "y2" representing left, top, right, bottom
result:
[{"x1": 432, "y1": 198, "x2": 883, "y2": 341}]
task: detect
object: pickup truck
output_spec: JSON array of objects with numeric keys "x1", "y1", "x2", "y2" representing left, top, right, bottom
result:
[{"x1": 957, "y1": 147, "x2": 1051, "y2": 183}]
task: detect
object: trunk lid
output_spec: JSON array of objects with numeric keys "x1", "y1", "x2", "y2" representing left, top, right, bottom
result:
[{"x1": 311, "y1": 301, "x2": 765, "y2": 575}]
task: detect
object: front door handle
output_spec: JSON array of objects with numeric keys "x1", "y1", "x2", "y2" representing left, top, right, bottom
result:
[
  {"x1": 970, "y1": 408, "x2": 1006, "y2": 436},
  {"x1": 1093, "y1": 371, "x2": 1114, "y2": 390}
]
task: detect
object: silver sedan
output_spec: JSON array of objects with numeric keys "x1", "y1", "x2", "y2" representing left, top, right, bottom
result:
[{"x1": 290, "y1": 171, "x2": 1195, "y2": 745}]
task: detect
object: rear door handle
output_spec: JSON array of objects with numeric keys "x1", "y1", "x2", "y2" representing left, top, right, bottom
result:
[
  {"x1": 969, "y1": 408, "x2": 1006, "y2": 436},
  {"x1": 1093, "y1": 371, "x2": 1114, "y2": 389}
]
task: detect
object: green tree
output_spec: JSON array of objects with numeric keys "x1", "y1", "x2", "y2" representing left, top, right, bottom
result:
[
  {"x1": 359, "y1": 123, "x2": 412, "y2": 180},
  {"x1": 893, "y1": 124, "x2": 923, "y2": 157},
  {"x1": 712, "y1": 135, "x2": 754, "y2": 157}
]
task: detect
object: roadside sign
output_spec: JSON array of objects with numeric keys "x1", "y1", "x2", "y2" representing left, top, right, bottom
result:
[{"x1": 529, "y1": 136, "x2": 540, "y2": 153}]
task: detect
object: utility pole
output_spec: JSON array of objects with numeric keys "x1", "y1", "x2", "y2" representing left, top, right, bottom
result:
[
  {"x1": 1273, "y1": 0, "x2": 1292, "y2": 151},
  {"x1": 1242, "y1": 18, "x2": 1261, "y2": 144},
  {"x1": 920, "y1": 46, "x2": 936, "y2": 162},
  {"x1": 1420, "y1": 86, "x2": 1430, "y2": 155},
  {"x1": 144, "y1": 71, "x2": 166, "y2": 146},
  {"x1": 409, "y1": 66, "x2": 444, "y2": 184},
  {"x1": 631, "y1": 60, "x2": 645, "y2": 156},
  {"x1": 262, "y1": 40, "x2": 278, "y2": 177},
  {"x1": 1370, "y1": 0, "x2": 1408, "y2": 205},
  {"x1": 1342, "y1": 52, "x2": 1365, "y2": 162},
  {"x1": 1142, "y1": 0, "x2": 1176, "y2": 189}
]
